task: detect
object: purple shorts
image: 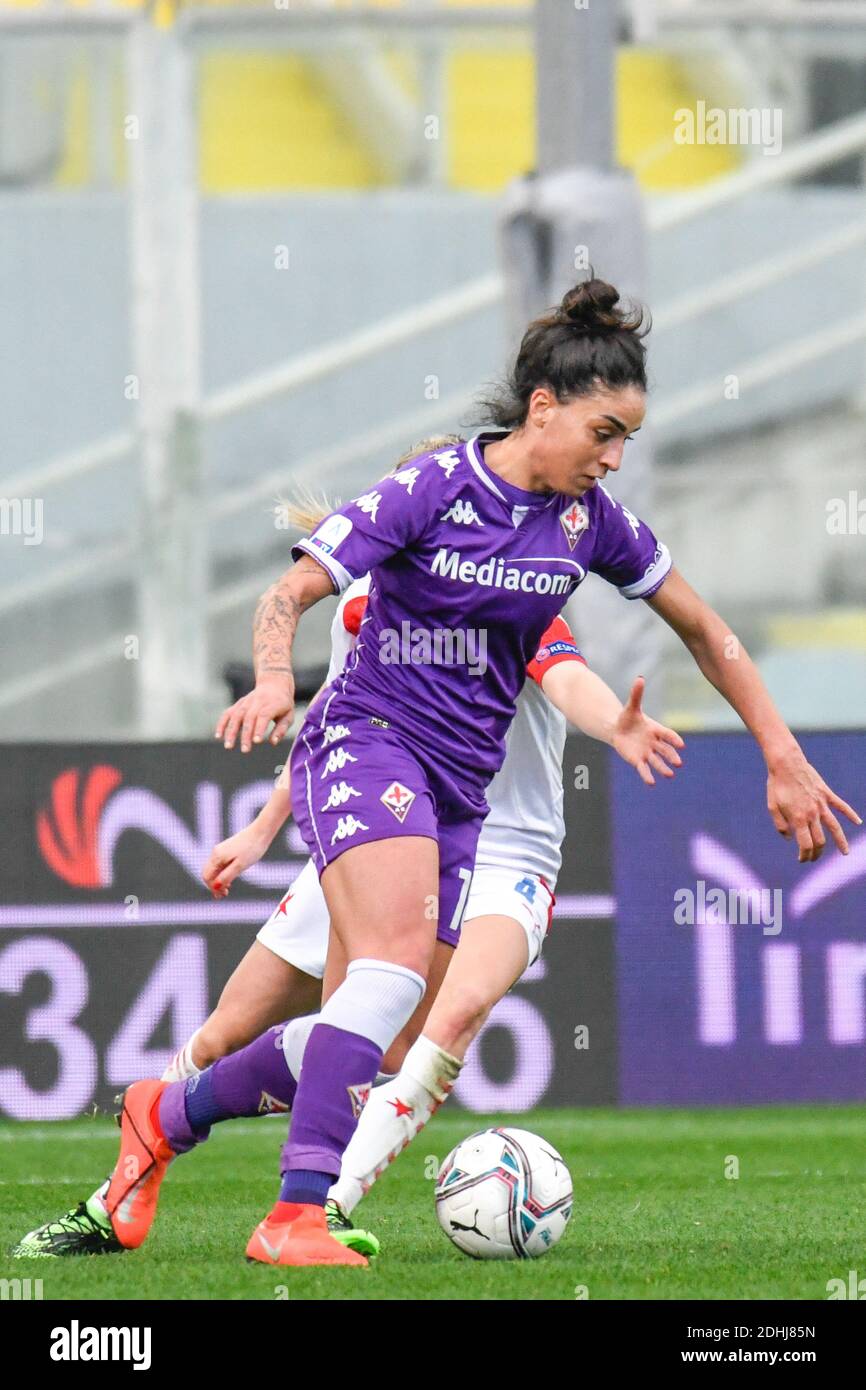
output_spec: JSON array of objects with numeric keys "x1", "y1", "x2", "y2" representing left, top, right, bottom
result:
[{"x1": 290, "y1": 692, "x2": 487, "y2": 948}]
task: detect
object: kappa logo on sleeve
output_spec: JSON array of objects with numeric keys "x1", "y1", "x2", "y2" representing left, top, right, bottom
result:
[
  {"x1": 559, "y1": 502, "x2": 589, "y2": 550},
  {"x1": 380, "y1": 781, "x2": 416, "y2": 823},
  {"x1": 352, "y1": 491, "x2": 382, "y2": 523},
  {"x1": 621, "y1": 505, "x2": 641, "y2": 538},
  {"x1": 434, "y1": 449, "x2": 461, "y2": 479},
  {"x1": 393, "y1": 467, "x2": 421, "y2": 496},
  {"x1": 310, "y1": 513, "x2": 353, "y2": 555}
]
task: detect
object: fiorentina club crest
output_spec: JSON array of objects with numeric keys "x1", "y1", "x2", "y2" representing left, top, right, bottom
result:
[
  {"x1": 257, "y1": 1091, "x2": 291, "y2": 1115},
  {"x1": 347, "y1": 1082, "x2": 372, "y2": 1119},
  {"x1": 560, "y1": 502, "x2": 589, "y2": 550},
  {"x1": 380, "y1": 780, "x2": 416, "y2": 823}
]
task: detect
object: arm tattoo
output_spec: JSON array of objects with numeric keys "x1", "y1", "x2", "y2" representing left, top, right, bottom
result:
[
  {"x1": 252, "y1": 556, "x2": 329, "y2": 680},
  {"x1": 253, "y1": 582, "x2": 300, "y2": 679}
]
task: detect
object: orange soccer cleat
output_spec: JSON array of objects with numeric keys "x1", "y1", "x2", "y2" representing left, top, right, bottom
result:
[
  {"x1": 246, "y1": 1203, "x2": 369, "y2": 1268},
  {"x1": 103, "y1": 1079, "x2": 176, "y2": 1250}
]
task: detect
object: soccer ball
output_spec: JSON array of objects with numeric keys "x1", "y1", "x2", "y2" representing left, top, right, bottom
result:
[{"x1": 434, "y1": 1127, "x2": 572, "y2": 1259}]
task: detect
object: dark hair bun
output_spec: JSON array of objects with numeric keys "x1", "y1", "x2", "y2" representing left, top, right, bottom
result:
[
  {"x1": 473, "y1": 270, "x2": 649, "y2": 430},
  {"x1": 558, "y1": 277, "x2": 624, "y2": 333}
]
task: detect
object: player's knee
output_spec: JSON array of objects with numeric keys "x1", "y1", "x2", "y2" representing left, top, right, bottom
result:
[
  {"x1": 196, "y1": 1009, "x2": 255, "y2": 1066},
  {"x1": 433, "y1": 981, "x2": 492, "y2": 1049}
]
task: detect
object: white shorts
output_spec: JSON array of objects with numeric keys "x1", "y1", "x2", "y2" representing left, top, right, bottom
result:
[
  {"x1": 463, "y1": 864, "x2": 555, "y2": 968},
  {"x1": 256, "y1": 859, "x2": 555, "y2": 978},
  {"x1": 256, "y1": 859, "x2": 330, "y2": 980}
]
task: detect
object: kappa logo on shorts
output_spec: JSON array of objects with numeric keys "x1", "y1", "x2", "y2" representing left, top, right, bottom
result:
[
  {"x1": 560, "y1": 502, "x2": 589, "y2": 550},
  {"x1": 320, "y1": 781, "x2": 362, "y2": 811},
  {"x1": 330, "y1": 814, "x2": 369, "y2": 845},
  {"x1": 322, "y1": 723, "x2": 351, "y2": 747},
  {"x1": 380, "y1": 781, "x2": 416, "y2": 823},
  {"x1": 321, "y1": 747, "x2": 358, "y2": 777},
  {"x1": 346, "y1": 1082, "x2": 372, "y2": 1119}
]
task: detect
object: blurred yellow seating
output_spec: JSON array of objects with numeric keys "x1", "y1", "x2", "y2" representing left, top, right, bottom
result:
[
  {"x1": 768, "y1": 612, "x2": 866, "y2": 652},
  {"x1": 18, "y1": 0, "x2": 742, "y2": 193}
]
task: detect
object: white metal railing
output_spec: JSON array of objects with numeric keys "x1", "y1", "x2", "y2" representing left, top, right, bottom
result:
[
  {"x1": 0, "y1": 539, "x2": 133, "y2": 620},
  {"x1": 653, "y1": 218, "x2": 866, "y2": 333},
  {"x1": 0, "y1": 431, "x2": 133, "y2": 503},
  {"x1": 177, "y1": 5, "x2": 531, "y2": 45},
  {"x1": 652, "y1": 313, "x2": 866, "y2": 432},
  {"x1": 7, "y1": 0, "x2": 866, "y2": 32},
  {"x1": 0, "y1": 387, "x2": 481, "y2": 706},
  {"x1": 211, "y1": 384, "x2": 480, "y2": 524},
  {"x1": 652, "y1": 1, "x2": 866, "y2": 30},
  {"x1": 202, "y1": 275, "x2": 502, "y2": 425},
  {"x1": 646, "y1": 111, "x2": 866, "y2": 232},
  {"x1": 0, "y1": 634, "x2": 130, "y2": 713},
  {"x1": 5, "y1": 25, "x2": 866, "y2": 706},
  {"x1": 10, "y1": 109, "x2": 866, "y2": 521}
]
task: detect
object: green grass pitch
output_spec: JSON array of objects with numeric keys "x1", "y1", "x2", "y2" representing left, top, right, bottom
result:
[{"x1": 2, "y1": 1106, "x2": 865, "y2": 1301}]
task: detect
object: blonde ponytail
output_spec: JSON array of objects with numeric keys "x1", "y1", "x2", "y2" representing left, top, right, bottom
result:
[
  {"x1": 392, "y1": 433, "x2": 464, "y2": 471},
  {"x1": 275, "y1": 433, "x2": 466, "y2": 534},
  {"x1": 274, "y1": 484, "x2": 337, "y2": 534}
]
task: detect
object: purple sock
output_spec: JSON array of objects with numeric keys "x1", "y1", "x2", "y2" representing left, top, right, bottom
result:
[
  {"x1": 279, "y1": 1169, "x2": 333, "y2": 1206},
  {"x1": 158, "y1": 1024, "x2": 298, "y2": 1154},
  {"x1": 279, "y1": 1022, "x2": 381, "y2": 1205}
]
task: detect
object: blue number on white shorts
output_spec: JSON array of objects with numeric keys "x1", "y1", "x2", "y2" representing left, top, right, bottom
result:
[{"x1": 514, "y1": 876, "x2": 537, "y2": 903}]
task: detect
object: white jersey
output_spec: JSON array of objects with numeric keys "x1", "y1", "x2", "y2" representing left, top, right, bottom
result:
[
  {"x1": 322, "y1": 575, "x2": 584, "y2": 889},
  {"x1": 475, "y1": 679, "x2": 567, "y2": 884}
]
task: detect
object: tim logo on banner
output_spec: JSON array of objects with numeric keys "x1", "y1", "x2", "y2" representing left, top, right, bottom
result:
[{"x1": 612, "y1": 733, "x2": 866, "y2": 1104}]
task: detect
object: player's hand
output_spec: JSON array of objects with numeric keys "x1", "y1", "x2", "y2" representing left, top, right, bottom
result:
[
  {"x1": 202, "y1": 827, "x2": 272, "y2": 898},
  {"x1": 767, "y1": 750, "x2": 861, "y2": 863},
  {"x1": 611, "y1": 677, "x2": 685, "y2": 787},
  {"x1": 215, "y1": 674, "x2": 295, "y2": 753}
]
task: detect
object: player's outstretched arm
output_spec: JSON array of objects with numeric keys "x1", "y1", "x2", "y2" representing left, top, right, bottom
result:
[
  {"x1": 202, "y1": 781, "x2": 292, "y2": 898},
  {"x1": 540, "y1": 662, "x2": 684, "y2": 786},
  {"x1": 206, "y1": 680, "x2": 331, "y2": 895},
  {"x1": 216, "y1": 555, "x2": 334, "y2": 753},
  {"x1": 645, "y1": 567, "x2": 862, "y2": 862}
]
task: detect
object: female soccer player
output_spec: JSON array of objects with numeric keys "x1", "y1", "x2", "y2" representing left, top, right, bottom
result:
[
  {"x1": 13, "y1": 549, "x2": 684, "y2": 1261},
  {"x1": 230, "y1": 283, "x2": 856, "y2": 1267},
  {"x1": 22, "y1": 278, "x2": 857, "y2": 1270}
]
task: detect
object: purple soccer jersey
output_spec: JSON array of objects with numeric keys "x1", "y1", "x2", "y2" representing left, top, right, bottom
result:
[{"x1": 293, "y1": 431, "x2": 671, "y2": 789}]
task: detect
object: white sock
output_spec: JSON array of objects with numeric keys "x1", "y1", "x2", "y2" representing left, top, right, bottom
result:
[
  {"x1": 161, "y1": 1030, "x2": 203, "y2": 1083},
  {"x1": 280, "y1": 1014, "x2": 318, "y2": 1081},
  {"x1": 319, "y1": 958, "x2": 426, "y2": 1051},
  {"x1": 328, "y1": 1034, "x2": 462, "y2": 1216}
]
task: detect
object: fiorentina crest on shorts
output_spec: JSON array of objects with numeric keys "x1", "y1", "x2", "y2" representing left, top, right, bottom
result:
[
  {"x1": 380, "y1": 780, "x2": 416, "y2": 823},
  {"x1": 347, "y1": 1082, "x2": 372, "y2": 1119},
  {"x1": 560, "y1": 502, "x2": 589, "y2": 550}
]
